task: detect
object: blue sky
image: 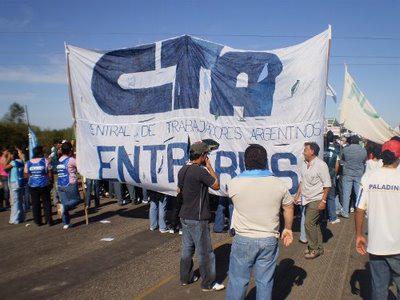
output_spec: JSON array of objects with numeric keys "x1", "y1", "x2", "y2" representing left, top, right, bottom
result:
[{"x1": 0, "y1": 0, "x2": 399, "y2": 129}]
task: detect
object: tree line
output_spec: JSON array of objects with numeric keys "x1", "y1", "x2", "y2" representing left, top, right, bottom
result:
[{"x1": 0, "y1": 102, "x2": 74, "y2": 152}]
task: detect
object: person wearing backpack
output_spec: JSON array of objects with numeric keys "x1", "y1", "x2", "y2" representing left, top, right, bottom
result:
[
  {"x1": 25, "y1": 146, "x2": 53, "y2": 226},
  {"x1": 56, "y1": 142, "x2": 81, "y2": 229}
]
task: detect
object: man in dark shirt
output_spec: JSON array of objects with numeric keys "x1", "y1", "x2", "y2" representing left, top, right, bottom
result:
[
  {"x1": 340, "y1": 135, "x2": 367, "y2": 218},
  {"x1": 323, "y1": 131, "x2": 340, "y2": 224},
  {"x1": 177, "y1": 141, "x2": 224, "y2": 292}
]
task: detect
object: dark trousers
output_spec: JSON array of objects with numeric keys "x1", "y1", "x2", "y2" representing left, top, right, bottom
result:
[
  {"x1": 30, "y1": 186, "x2": 52, "y2": 225},
  {"x1": 85, "y1": 179, "x2": 100, "y2": 208},
  {"x1": 180, "y1": 219, "x2": 216, "y2": 289},
  {"x1": 0, "y1": 176, "x2": 10, "y2": 209},
  {"x1": 168, "y1": 196, "x2": 182, "y2": 230}
]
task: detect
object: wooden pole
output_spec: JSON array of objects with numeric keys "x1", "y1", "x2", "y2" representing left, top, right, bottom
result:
[{"x1": 65, "y1": 43, "x2": 89, "y2": 225}]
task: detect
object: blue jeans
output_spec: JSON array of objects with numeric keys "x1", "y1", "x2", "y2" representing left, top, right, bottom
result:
[
  {"x1": 149, "y1": 193, "x2": 167, "y2": 231},
  {"x1": 299, "y1": 205, "x2": 307, "y2": 242},
  {"x1": 9, "y1": 183, "x2": 24, "y2": 224},
  {"x1": 58, "y1": 183, "x2": 81, "y2": 225},
  {"x1": 341, "y1": 175, "x2": 361, "y2": 217},
  {"x1": 369, "y1": 254, "x2": 400, "y2": 300},
  {"x1": 113, "y1": 182, "x2": 124, "y2": 205},
  {"x1": 227, "y1": 234, "x2": 279, "y2": 300},
  {"x1": 85, "y1": 179, "x2": 100, "y2": 208},
  {"x1": 180, "y1": 219, "x2": 216, "y2": 289},
  {"x1": 327, "y1": 177, "x2": 338, "y2": 221},
  {"x1": 213, "y1": 196, "x2": 233, "y2": 232}
]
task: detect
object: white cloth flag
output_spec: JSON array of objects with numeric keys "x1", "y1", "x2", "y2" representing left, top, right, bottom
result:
[
  {"x1": 66, "y1": 28, "x2": 331, "y2": 196},
  {"x1": 339, "y1": 67, "x2": 399, "y2": 144}
]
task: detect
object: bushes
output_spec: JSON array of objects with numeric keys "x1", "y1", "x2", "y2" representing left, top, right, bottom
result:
[{"x1": 0, "y1": 121, "x2": 74, "y2": 153}]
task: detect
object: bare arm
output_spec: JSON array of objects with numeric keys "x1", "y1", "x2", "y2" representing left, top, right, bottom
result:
[
  {"x1": 281, "y1": 203, "x2": 294, "y2": 246},
  {"x1": 205, "y1": 157, "x2": 219, "y2": 190},
  {"x1": 317, "y1": 187, "x2": 330, "y2": 210},
  {"x1": 294, "y1": 182, "x2": 301, "y2": 204},
  {"x1": 355, "y1": 208, "x2": 367, "y2": 255},
  {"x1": 282, "y1": 203, "x2": 294, "y2": 230}
]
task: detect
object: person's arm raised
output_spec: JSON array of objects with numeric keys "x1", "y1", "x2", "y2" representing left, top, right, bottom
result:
[{"x1": 205, "y1": 156, "x2": 219, "y2": 190}]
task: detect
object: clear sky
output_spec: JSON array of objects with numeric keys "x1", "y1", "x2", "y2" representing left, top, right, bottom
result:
[{"x1": 0, "y1": 0, "x2": 399, "y2": 129}]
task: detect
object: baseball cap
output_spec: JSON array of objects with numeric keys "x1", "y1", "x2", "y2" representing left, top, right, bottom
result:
[
  {"x1": 382, "y1": 139, "x2": 400, "y2": 158},
  {"x1": 190, "y1": 141, "x2": 210, "y2": 155}
]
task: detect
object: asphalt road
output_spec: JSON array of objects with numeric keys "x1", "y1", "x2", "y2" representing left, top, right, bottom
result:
[{"x1": 1, "y1": 197, "x2": 395, "y2": 300}]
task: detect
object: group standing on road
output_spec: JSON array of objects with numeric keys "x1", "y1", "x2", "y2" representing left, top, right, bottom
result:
[{"x1": 1, "y1": 134, "x2": 399, "y2": 299}]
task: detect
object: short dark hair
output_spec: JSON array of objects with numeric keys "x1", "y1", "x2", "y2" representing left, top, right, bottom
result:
[
  {"x1": 11, "y1": 149, "x2": 19, "y2": 160},
  {"x1": 304, "y1": 142, "x2": 320, "y2": 156},
  {"x1": 32, "y1": 146, "x2": 44, "y2": 158},
  {"x1": 366, "y1": 141, "x2": 381, "y2": 159},
  {"x1": 390, "y1": 136, "x2": 400, "y2": 142},
  {"x1": 189, "y1": 150, "x2": 202, "y2": 161},
  {"x1": 244, "y1": 144, "x2": 268, "y2": 170},
  {"x1": 325, "y1": 130, "x2": 335, "y2": 144},
  {"x1": 381, "y1": 150, "x2": 397, "y2": 165},
  {"x1": 61, "y1": 142, "x2": 73, "y2": 155},
  {"x1": 349, "y1": 135, "x2": 360, "y2": 145}
]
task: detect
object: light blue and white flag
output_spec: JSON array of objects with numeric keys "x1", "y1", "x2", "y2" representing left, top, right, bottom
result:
[{"x1": 28, "y1": 127, "x2": 38, "y2": 160}]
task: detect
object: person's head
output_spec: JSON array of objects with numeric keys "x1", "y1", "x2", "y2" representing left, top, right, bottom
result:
[
  {"x1": 244, "y1": 144, "x2": 268, "y2": 170},
  {"x1": 390, "y1": 136, "x2": 400, "y2": 142},
  {"x1": 53, "y1": 139, "x2": 62, "y2": 147},
  {"x1": 381, "y1": 139, "x2": 400, "y2": 167},
  {"x1": 326, "y1": 131, "x2": 334, "y2": 144},
  {"x1": 61, "y1": 142, "x2": 73, "y2": 156},
  {"x1": 189, "y1": 141, "x2": 209, "y2": 164},
  {"x1": 32, "y1": 146, "x2": 44, "y2": 159},
  {"x1": 366, "y1": 141, "x2": 381, "y2": 160},
  {"x1": 10, "y1": 149, "x2": 19, "y2": 161},
  {"x1": 348, "y1": 135, "x2": 360, "y2": 145},
  {"x1": 303, "y1": 142, "x2": 320, "y2": 162}
]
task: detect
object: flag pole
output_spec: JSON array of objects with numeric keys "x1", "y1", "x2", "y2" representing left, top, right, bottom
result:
[
  {"x1": 64, "y1": 42, "x2": 89, "y2": 225},
  {"x1": 24, "y1": 105, "x2": 30, "y2": 127}
]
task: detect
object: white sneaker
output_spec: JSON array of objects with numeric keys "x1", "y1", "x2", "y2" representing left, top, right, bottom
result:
[
  {"x1": 160, "y1": 229, "x2": 169, "y2": 234},
  {"x1": 181, "y1": 275, "x2": 199, "y2": 286},
  {"x1": 179, "y1": 229, "x2": 183, "y2": 235},
  {"x1": 350, "y1": 207, "x2": 355, "y2": 213},
  {"x1": 63, "y1": 224, "x2": 70, "y2": 230},
  {"x1": 202, "y1": 282, "x2": 225, "y2": 292},
  {"x1": 330, "y1": 219, "x2": 341, "y2": 224},
  {"x1": 169, "y1": 229, "x2": 175, "y2": 234}
]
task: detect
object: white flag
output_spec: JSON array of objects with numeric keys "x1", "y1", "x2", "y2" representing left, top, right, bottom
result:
[
  {"x1": 66, "y1": 28, "x2": 331, "y2": 196},
  {"x1": 339, "y1": 67, "x2": 399, "y2": 144}
]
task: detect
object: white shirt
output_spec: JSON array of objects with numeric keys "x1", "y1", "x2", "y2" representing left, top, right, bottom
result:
[
  {"x1": 300, "y1": 156, "x2": 331, "y2": 205},
  {"x1": 365, "y1": 159, "x2": 383, "y2": 173},
  {"x1": 357, "y1": 167, "x2": 400, "y2": 255}
]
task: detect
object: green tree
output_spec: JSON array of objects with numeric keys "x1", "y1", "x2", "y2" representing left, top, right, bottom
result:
[{"x1": 2, "y1": 102, "x2": 26, "y2": 123}]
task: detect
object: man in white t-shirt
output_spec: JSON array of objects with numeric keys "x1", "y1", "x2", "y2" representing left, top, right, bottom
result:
[
  {"x1": 226, "y1": 144, "x2": 294, "y2": 300},
  {"x1": 355, "y1": 139, "x2": 400, "y2": 300}
]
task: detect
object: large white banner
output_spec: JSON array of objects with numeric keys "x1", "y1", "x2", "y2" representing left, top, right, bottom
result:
[
  {"x1": 66, "y1": 28, "x2": 331, "y2": 196},
  {"x1": 340, "y1": 67, "x2": 399, "y2": 144}
]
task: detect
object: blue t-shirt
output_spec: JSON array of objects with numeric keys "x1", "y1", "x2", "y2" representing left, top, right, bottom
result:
[{"x1": 9, "y1": 159, "x2": 24, "y2": 187}]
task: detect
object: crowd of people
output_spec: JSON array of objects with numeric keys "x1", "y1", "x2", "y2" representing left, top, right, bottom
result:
[{"x1": 0, "y1": 133, "x2": 399, "y2": 299}]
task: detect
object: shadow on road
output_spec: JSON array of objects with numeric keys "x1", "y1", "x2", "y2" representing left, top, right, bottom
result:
[
  {"x1": 246, "y1": 258, "x2": 307, "y2": 300},
  {"x1": 350, "y1": 263, "x2": 371, "y2": 300}
]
